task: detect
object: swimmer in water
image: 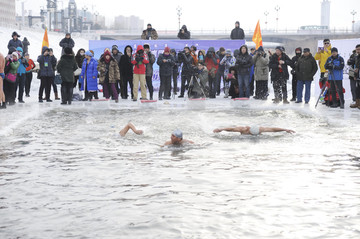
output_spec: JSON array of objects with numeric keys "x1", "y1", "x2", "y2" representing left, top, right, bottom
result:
[
  {"x1": 163, "y1": 129, "x2": 194, "y2": 146},
  {"x1": 213, "y1": 126, "x2": 295, "y2": 135},
  {"x1": 119, "y1": 122, "x2": 144, "y2": 137}
]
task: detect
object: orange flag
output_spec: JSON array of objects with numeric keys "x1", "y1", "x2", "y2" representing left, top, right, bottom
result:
[
  {"x1": 252, "y1": 20, "x2": 263, "y2": 50},
  {"x1": 41, "y1": 27, "x2": 49, "y2": 53}
]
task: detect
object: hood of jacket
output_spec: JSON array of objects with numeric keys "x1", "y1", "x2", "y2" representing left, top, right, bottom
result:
[
  {"x1": 170, "y1": 49, "x2": 177, "y2": 55},
  {"x1": 42, "y1": 46, "x2": 49, "y2": 54},
  {"x1": 181, "y1": 25, "x2": 188, "y2": 31},
  {"x1": 239, "y1": 45, "x2": 249, "y2": 55},
  {"x1": 136, "y1": 45, "x2": 144, "y2": 53}
]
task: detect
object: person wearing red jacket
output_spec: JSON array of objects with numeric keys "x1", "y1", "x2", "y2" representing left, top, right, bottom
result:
[
  {"x1": 131, "y1": 45, "x2": 149, "y2": 101},
  {"x1": 24, "y1": 53, "x2": 35, "y2": 97},
  {"x1": 205, "y1": 47, "x2": 219, "y2": 98}
]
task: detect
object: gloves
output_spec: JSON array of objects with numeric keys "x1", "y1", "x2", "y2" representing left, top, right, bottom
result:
[{"x1": 135, "y1": 56, "x2": 142, "y2": 62}]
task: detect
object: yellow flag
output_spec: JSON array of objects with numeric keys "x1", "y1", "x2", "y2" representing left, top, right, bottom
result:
[
  {"x1": 41, "y1": 28, "x2": 49, "y2": 53},
  {"x1": 252, "y1": 20, "x2": 263, "y2": 50}
]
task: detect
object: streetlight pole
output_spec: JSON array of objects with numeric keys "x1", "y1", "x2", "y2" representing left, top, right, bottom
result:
[
  {"x1": 275, "y1": 5, "x2": 280, "y2": 32},
  {"x1": 264, "y1": 11, "x2": 269, "y2": 30},
  {"x1": 351, "y1": 10, "x2": 357, "y2": 32},
  {"x1": 82, "y1": 7, "x2": 88, "y2": 32},
  {"x1": 176, "y1": 6, "x2": 182, "y2": 30}
]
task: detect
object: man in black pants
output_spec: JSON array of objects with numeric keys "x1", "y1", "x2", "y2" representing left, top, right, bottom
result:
[
  {"x1": 170, "y1": 49, "x2": 180, "y2": 95},
  {"x1": 178, "y1": 47, "x2": 194, "y2": 98},
  {"x1": 144, "y1": 44, "x2": 156, "y2": 100},
  {"x1": 290, "y1": 47, "x2": 302, "y2": 101},
  {"x1": 37, "y1": 46, "x2": 57, "y2": 102}
]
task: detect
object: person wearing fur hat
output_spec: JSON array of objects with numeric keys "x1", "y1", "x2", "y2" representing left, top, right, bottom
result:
[
  {"x1": 97, "y1": 49, "x2": 120, "y2": 102},
  {"x1": 119, "y1": 45, "x2": 134, "y2": 99},
  {"x1": 144, "y1": 43, "x2": 156, "y2": 100},
  {"x1": 141, "y1": 24, "x2": 158, "y2": 40},
  {"x1": 230, "y1": 21, "x2": 245, "y2": 40},
  {"x1": 3, "y1": 52, "x2": 20, "y2": 106},
  {"x1": 220, "y1": 49, "x2": 236, "y2": 98},
  {"x1": 269, "y1": 46, "x2": 293, "y2": 104},
  {"x1": 56, "y1": 47, "x2": 78, "y2": 105},
  {"x1": 295, "y1": 48, "x2": 318, "y2": 104},
  {"x1": 290, "y1": 47, "x2": 302, "y2": 101},
  {"x1": 235, "y1": 45, "x2": 254, "y2": 98},
  {"x1": 324, "y1": 47, "x2": 345, "y2": 109},
  {"x1": 8, "y1": 32, "x2": 23, "y2": 50},
  {"x1": 157, "y1": 47, "x2": 175, "y2": 100},
  {"x1": 15, "y1": 47, "x2": 29, "y2": 103},
  {"x1": 37, "y1": 46, "x2": 57, "y2": 102},
  {"x1": 252, "y1": 46, "x2": 269, "y2": 100},
  {"x1": 79, "y1": 51, "x2": 98, "y2": 101},
  {"x1": 205, "y1": 47, "x2": 220, "y2": 98},
  {"x1": 59, "y1": 33, "x2": 75, "y2": 56}
]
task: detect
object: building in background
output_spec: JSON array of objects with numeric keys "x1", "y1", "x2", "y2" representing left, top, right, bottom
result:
[
  {"x1": 0, "y1": 0, "x2": 16, "y2": 27},
  {"x1": 321, "y1": 0, "x2": 331, "y2": 28},
  {"x1": 114, "y1": 15, "x2": 144, "y2": 32}
]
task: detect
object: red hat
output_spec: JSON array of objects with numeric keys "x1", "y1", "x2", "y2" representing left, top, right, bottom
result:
[{"x1": 164, "y1": 47, "x2": 170, "y2": 53}]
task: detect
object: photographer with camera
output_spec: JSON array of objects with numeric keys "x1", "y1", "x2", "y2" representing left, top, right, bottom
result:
[
  {"x1": 177, "y1": 25, "x2": 191, "y2": 39},
  {"x1": 349, "y1": 44, "x2": 360, "y2": 109},
  {"x1": 157, "y1": 47, "x2": 175, "y2": 100},
  {"x1": 178, "y1": 47, "x2": 194, "y2": 98},
  {"x1": 235, "y1": 45, "x2": 253, "y2": 98},
  {"x1": 324, "y1": 47, "x2": 345, "y2": 109},
  {"x1": 315, "y1": 39, "x2": 332, "y2": 86},
  {"x1": 290, "y1": 47, "x2": 302, "y2": 101},
  {"x1": 143, "y1": 44, "x2": 156, "y2": 100},
  {"x1": 220, "y1": 49, "x2": 236, "y2": 98},
  {"x1": 188, "y1": 62, "x2": 209, "y2": 99},
  {"x1": 252, "y1": 46, "x2": 269, "y2": 100},
  {"x1": 131, "y1": 45, "x2": 149, "y2": 101},
  {"x1": 15, "y1": 47, "x2": 29, "y2": 104},
  {"x1": 205, "y1": 47, "x2": 220, "y2": 98},
  {"x1": 170, "y1": 49, "x2": 180, "y2": 95}
]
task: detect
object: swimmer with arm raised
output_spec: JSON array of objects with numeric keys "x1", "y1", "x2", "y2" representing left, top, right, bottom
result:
[
  {"x1": 213, "y1": 126, "x2": 295, "y2": 135},
  {"x1": 119, "y1": 122, "x2": 144, "y2": 137}
]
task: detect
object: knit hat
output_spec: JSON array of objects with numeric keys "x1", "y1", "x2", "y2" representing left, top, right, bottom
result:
[
  {"x1": 103, "y1": 50, "x2": 111, "y2": 57},
  {"x1": 225, "y1": 49, "x2": 232, "y2": 55},
  {"x1": 303, "y1": 48, "x2": 310, "y2": 53},
  {"x1": 12, "y1": 52, "x2": 19, "y2": 58},
  {"x1": 295, "y1": 47, "x2": 302, "y2": 52},
  {"x1": 16, "y1": 47, "x2": 23, "y2": 52},
  {"x1": 104, "y1": 48, "x2": 111, "y2": 53},
  {"x1": 172, "y1": 129, "x2": 183, "y2": 139},
  {"x1": 164, "y1": 47, "x2": 170, "y2": 53},
  {"x1": 112, "y1": 45, "x2": 119, "y2": 51},
  {"x1": 331, "y1": 47, "x2": 338, "y2": 53},
  {"x1": 64, "y1": 47, "x2": 72, "y2": 55},
  {"x1": 276, "y1": 46, "x2": 284, "y2": 52},
  {"x1": 85, "y1": 51, "x2": 93, "y2": 57},
  {"x1": 257, "y1": 46, "x2": 264, "y2": 52}
]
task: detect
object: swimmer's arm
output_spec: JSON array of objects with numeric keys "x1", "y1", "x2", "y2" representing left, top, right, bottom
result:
[
  {"x1": 119, "y1": 123, "x2": 143, "y2": 137},
  {"x1": 260, "y1": 127, "x2": 295, "y2": 134},
  {"x1": 183, "y1": 139, "x2": 194, "y2": 144},
  {"x1": 162, "y1": 141, "x2": 172, "y2": 147},
  {"x1": 213, "y1": 127, "x2": 244, "y2": 133}
]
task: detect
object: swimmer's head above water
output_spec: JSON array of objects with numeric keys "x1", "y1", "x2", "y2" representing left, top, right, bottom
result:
[{"x1": 171, "y1": 129, "x2": 183, "y2": 144}]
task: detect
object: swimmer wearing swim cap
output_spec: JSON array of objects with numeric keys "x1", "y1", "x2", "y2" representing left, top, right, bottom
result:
[
  {"x1": 213, "y1": 126, "x2": 295, "y2": 135},
  {"x1": 163, "y1": 129, "x2": 194, "y2": 146}
]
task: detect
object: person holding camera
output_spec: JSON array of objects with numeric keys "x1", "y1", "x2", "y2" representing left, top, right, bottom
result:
[
  {"x1": 315, "y1": 39, "x2": 332, "y2": 86},
  {"x1": 252, "y1": 46, "x2": 269, "y2": 100},
  {"x1": 170, "y1": 49, "x2": 180, "y2": 95},
  {"x1": 189, "y1": 62, "x2": 209, "y2": 99},
  {"x1": 347, "y1": 49, "x2": 358, "y2": 106},
  {"x1": 324, "y1": 47, "x2": 345, "y2": 109},
  {"x1": 269, "y1": 46, "x2": 293, "y2": 104},
  {"x1": 15, "y1": 47, "x2": 29, "y2": 104},
  {"x1": 290, "y1": 47, "x2": 302, "y2": 101},
  {"x1": 351, "y1": 44, "x2": 360, "y2": 109},
  {"x1": 220, "y1": 49, "x2": 236, "y2": 98},
  {"x1": 205, "y1": 47, "x2": 220, "y2": 98},
  {"x1": 178, "y1": 47, "x2": 194, "y2": 98},
  {"x1": 157, "y1": 47, "x2": 175, "y2": 100},
  {"x1": 177, "y1": 25, "x2": 191, "y2": 39},
  {"x1": 144, "y1": 44, "x2": 156, "y2": 100},
  {"x1": 235, "y1": 45, "x2": 253, "y2": 98},
  {"x1": 37, "y1": 46, "x2": 57, "y2": 102},
  {"x1": 216, "y1": 47, "x2": 226, "y2": 96},
  {"x1": 295, "y1": 48, "x2": 318, "y2": 104},
  {"x1": 131, "y1": 45, "x2": 149, "y2": 101}
]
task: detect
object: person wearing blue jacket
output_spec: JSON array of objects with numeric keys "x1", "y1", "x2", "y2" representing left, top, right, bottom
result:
[
  {"x1": 79, "y1": 51, "x2": 98, "y2": 101},
  {"x1": 324, "y1": 47, "x2": 345, "y2": 109},
  {"x1": 37, "y1": 46, "x2": 57, "y2": 102},
  {"x1": 15, "y1": 47, "x2": 28, "y2": 103}
]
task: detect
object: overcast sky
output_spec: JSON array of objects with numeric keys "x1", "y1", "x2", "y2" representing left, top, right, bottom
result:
[{"x1": 17, "y1": 0, "x2": 360, "y2": 30}]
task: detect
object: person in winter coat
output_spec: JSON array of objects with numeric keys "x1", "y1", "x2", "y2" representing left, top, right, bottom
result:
[
  {"x1": 8, "y1": 32, "x2": 23, "y2": 50},
  {"x1": 249, "y1": 48, "x2": 256, "y2": 96},
  {"x1": 235, "y1": 45, "x2": 253, "y2": 98},
  {"x1": 79, "y1": 51, "x2": 98, "y2": 101},
  {"x1": 215, "y1": 47, "x2": 226, "y2": 95},
  {"x1": 74, "y1": 48, "x2": 85, "y2": 88},
  {"x1": 4, "y1": 52, "x2": 20, "y2": 105},
  {"x1": 48, "y1": 48, "x2": 60, "y2": 100},
  {"x1": 324, "y1": 47, "x2": 345, "y2": 109},
  {"x1": 290, "y1": 47, "x2": 302, "y2": 101},
  {"x1": 131, "y1": 45, "x2": 149, "y2": 101},
  {"x1": 59, "y1": 33, "x2": 75, "y2": 56},
  {"x1": 269, "y1": 46, "x2": 293, "y2": 104},
  {"x1": 37, "y1": 46, "x2": 57, "y2": 102},
  {"x1": 144, "y1": 44, "x2": 156, "y2": 100},
  {"x1": 205, "y1": 47, "x2": 220, "y2": 98},
  {"x1": 198, "y1": 50, "x2": 206, "y2": 65},
  {"x1": 119, "y1": 45, "x2": 134, "y2": 99},
  {"x1": 228, "y1": 67, "x2": 239, "y2": 99},
  {"x1": 177, "y1": 25, "x2": 191, "y2": 39},
  {"x1": 252, "y1": 46, "x2": 269, "y2": 100},
  {"x1": 314, "y1": 39, "x2": 332, "y2": 83},
  {"x1": 190, "y1": 45, "x2": 198, "y2": 66},
  {"x1": 170, "y1": 49, "x2": 180, "y2": 95},
  {"x1": 141, "y1": 24, "x2": 158, "y2": 40},
  {"x1": 56, "y1": 47, "x2": 78, "y2": 105},
  {"x1": 111, "y1": 45, "x2": 123, "y2": 64},
  {"x1": 22, "y1": 37, "x2": 30, "y2": 54},
  {"x1": 178, "y1": 47, "x2": 194, "y2": 97},
  {"x1": 230, "y1": 21, "x2": 245, "y2": 40},
  {"x1": 220, "y1": 49, "x2": 236, "y2": 98},
  {"x1": 189, "y1": 63, "x2": 209, "y2": 99},
  {"x1": 347, "y1": 49, "x2": 358, "y2": 104},
  {"x1": 24, "y1": 53, "x2": 35, "y2": 97},
  {"x1": 15, "y1": 47, "x2": 29, "y2": 103},
  {"x1": 0, "y1": 53, "x2": 5, "y2": 109},
  {"x1": 295, "y1": 48, "x2": 318, "y2": 104},
  {"x1": 97, "y1": 50, "x2": 120, "y2": 102},
  {"x1": 350, "y1": 44, "x2": 360, "y2": 109},
  {"x1": 157, "y1": 47, "x2": 175, "y2": 100}
]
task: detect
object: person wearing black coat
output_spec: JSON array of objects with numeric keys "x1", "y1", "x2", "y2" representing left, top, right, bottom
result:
[
  {"x1": 37, "y1": 46, "x2": 57, "y2": 102},
  {"x1": 74, "y1": 48, "x2": 85, "y2": 88},
  {"x1": 8, "y1": 32, "x2": 23, "y2": 50},
  {"x1": 177, "y1": 25, "x2": 191, "y2": 39},
  {"x1": 119, "y1": 45, "x2": 134, "y2": 99},
  {"x1": 170, "y1": 49, "x2": 180, "y2": 95},
  {"x1": 290, "y1": 47, "x2": 302, "y2": 101},
  {"x1": 269, "y1": 46, "x2": 293, "y2": 103},
  {"x1": 178, "y1": 47, "x2": 194, "y2": 97},
  {"x1": 21, "y1": 37, "x2": 30, "y2": 54},
  {"x1": 59, "y1": 33, "x2": 75, "y2": 55},
  {"x1": 230, "y1": 21, "x2": 245, "y2": 40},
  {"x1": 157, "y1": 47, "x2": 175, "y2": 100},
  {"x1": 235, "y1": 45, "x2": 253, "y2": 98}
]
